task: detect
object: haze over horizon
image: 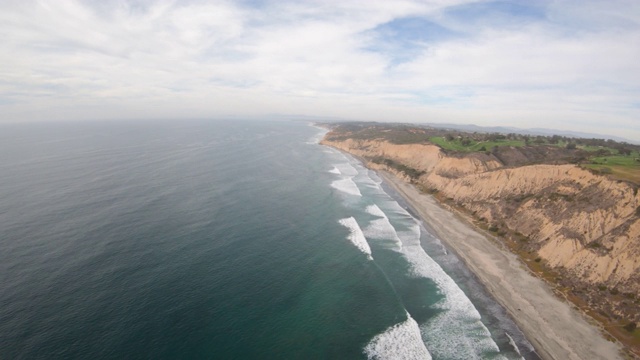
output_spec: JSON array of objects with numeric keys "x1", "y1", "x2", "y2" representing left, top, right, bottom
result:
[{"x1": 2, "y1": 0, "x2": 640, "y2": 141}]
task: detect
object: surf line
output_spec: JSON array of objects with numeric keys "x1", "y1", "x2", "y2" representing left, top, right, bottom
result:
[
  {"x1": 364, "y1": 311, "x2": 432, "y2": 360},
  {"x1": 338, "y1": 217, "x2": 372, "y2": 260}
]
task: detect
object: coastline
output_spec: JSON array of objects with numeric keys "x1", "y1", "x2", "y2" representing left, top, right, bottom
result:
[{"x1": 377, "y1": 170, "x2": 623, "y2": 360}]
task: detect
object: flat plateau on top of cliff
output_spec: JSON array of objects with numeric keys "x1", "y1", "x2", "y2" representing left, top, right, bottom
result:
[{"x1": 323, "y1": 122, "x2": 640, "y2": 184}]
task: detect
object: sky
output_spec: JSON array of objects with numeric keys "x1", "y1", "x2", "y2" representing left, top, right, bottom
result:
[{"x1": 2, "y1": 0, "x2": 640, "y2": 140}]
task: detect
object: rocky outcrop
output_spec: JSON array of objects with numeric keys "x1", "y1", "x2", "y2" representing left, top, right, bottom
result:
[{"x1": 322, "y1": 136, "x2": 640, "y2": 325}]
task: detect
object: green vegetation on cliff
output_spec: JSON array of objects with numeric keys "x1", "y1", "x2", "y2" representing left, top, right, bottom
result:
[
  {"x1": 323, "y1": 122, "x2": 640, "y2": 184},
  {"x1": 428, "y1": 136, "x2": 525, "y2": 152}
]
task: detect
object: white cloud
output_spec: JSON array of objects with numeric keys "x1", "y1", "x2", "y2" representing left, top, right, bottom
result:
[{"x1": 1, "y1": 0, "x2": 640, "y2": 140}]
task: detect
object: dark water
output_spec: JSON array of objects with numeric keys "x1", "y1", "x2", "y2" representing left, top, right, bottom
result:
[{"x1": 0, "y1": 120, "x2": 535, "y2": 359}]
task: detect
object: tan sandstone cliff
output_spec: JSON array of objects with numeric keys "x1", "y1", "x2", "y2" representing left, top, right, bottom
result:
[{"x1": 322, "y1": 136, "x2": 640, "y2": 327}]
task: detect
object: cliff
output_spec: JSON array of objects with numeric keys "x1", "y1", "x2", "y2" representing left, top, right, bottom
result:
[{"x1": 321, "y1": 135, "x2": 640, "y2": 332}]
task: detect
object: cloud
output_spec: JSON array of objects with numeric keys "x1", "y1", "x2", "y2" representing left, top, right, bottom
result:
[{"x1": 1, "y1": 0, "x2": 640, "y2": 140}]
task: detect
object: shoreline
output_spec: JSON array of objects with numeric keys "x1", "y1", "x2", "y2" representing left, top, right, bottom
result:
[{"x1": 377, "y1": 170, "x2": 623, "y2": 360}]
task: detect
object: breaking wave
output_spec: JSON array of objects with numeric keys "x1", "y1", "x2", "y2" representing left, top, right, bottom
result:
[
  {"x1": 339, "y1": 217, "x2": 372, "y2": 260},
  {"x1": 364, "y1": 312, "x2": 432, "y2": 360},
  {"x1": 364, "y1": 205, "x2": 402, "y2": 251},
  {"x1": 357, "y1": 171, "x2": 505, "y2": 359},
  {"x1": 331, "y1": 177, "x2": 362, "y2": 197},
  {"x1": 389, "y1": 207, "x2": 505, "y2": 359}
]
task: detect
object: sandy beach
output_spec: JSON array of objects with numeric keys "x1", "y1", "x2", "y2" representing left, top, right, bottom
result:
[{"x1": 378, "y1": 171, "x2": 623, "y2": 360}]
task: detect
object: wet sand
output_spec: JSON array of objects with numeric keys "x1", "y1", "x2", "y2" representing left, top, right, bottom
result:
[{"x1": 379, "y1": 171, "x2": 622, "y2": 360}]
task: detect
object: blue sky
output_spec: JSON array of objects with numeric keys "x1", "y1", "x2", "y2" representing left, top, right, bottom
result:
[{"x1": 1, "y1": 0, "x2": 640, "y2": 140}]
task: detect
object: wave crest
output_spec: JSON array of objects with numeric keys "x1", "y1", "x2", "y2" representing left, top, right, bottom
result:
[
  {"x1": 339, "y1": 217, "x2": 372, "y2": 260},
  {"x1": 331, "y1": 177, "x2": 362, "y2": 197},
  {"x1": 364, "y1": 312, "x2": 432, "y2": 360}
]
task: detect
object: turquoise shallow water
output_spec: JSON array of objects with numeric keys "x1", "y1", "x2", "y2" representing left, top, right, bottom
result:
[{"x1": 0, "y1": 119, "x2": 536, "y2": 359}]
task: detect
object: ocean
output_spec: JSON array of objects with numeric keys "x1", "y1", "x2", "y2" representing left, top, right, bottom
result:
[{"x1": 0, "y1": 119, "x2": 537, "y2": 359}]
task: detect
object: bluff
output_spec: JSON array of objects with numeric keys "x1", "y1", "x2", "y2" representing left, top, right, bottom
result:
[{"x1": 321, "y1": 133, "x2": 640, "y2": 332}]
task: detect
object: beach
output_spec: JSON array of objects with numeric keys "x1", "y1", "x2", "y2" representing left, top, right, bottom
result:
[{"x1": 378, "y1": 171, "x2": 623, "y2": 360}]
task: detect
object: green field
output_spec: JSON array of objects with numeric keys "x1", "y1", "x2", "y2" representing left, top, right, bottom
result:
[
  {"x1": 428, "y1": 136, "x2": 640, "y2": 183},
  {"x1": 582, "y1": 151, "x2": 640, "y2": 183},
  {"x1": 578, "y1": 145, "x2": 612, "y2": 152},
  {"x1": 326, "y1": 123, "x2": 640, "y2": 184},
  {"x1": 428, "y1": 136, "x2": 525, "y2": 152},
  {"x1": 589, "y1": 152, "x2": 640, "y2": 166}
]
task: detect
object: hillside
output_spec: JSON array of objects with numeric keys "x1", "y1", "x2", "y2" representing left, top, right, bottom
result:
[{"x1": 320, "y1": 122, "x2": 640, "y2": 354}]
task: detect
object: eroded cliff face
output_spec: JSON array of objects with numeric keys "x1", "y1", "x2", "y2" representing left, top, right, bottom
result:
[{"x1": 322, "y1": 137, "x2": 640, "y2": 323}]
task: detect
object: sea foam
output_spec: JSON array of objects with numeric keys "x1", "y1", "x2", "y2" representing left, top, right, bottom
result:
[
  {"x1": 339, "y1": 217, "x2": 372, "y2": 260},
  {"x1": 328, "y1": 166, "x2": 341, "y2": 175},
  {"x1": 378, "y1": 200, "x2": 416, "y2": 222},
  {"x1": 347, "y1": 163, "x2": 507, "y2": 359},
  {"x1": 361, "y1": 185, "x2": 504, "y2": 359},
  {"x1": 505, "y1": 332, "x2": 523, "y2": 358},
  {"x1": 410, "y1": 248, "x2": 504, "y2": 359},
  {"x1": 364, "y1": 312, "x2": 432, "y2": 360},
  {"x1": 391, "y1": 210, "x2": 505, "y2": 359},
  {"x1": 334, "y1": 162, "x2": 358, "y2": 177},
  {"x1": 364, "y1": 205, "x2": 402, "y2": 251},
  {"x1": 357, "y1": 176, "x2": 383, "y2": 192},
  {"x1": 366, "y1": 204, "x2": 386, "y2": 218},
  {"x1": 331, "y1": 177, "x2": 362, "y2": 197}
]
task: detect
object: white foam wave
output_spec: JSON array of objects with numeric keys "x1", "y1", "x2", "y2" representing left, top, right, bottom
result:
[
  {"x1": 339, "y1": 217, "x2": 373, "y2": 260},
  {"x1": 328, "y1": 166, "x2": 341, "y2": 175},
  {"x1": 396, "y1": 221, "x2": 422, "y2": 248},
  {"x1": 330, "y1": 142, "x2": 505, "y2": 358},
  {"x1": 334, "y1": 162, "x2": 358, "y2": 176},
  {"x1": 398, "y1": 223, "x2": 504, "y2": 359},
  {"x1": 364, "y1": 205, "x2": 402, "y2": 251},
  {"x1": 365, "y1": 204, "x2": 386, "y2": 218},
  {"x1": 372, "y1": 194, "x2": 504, "y2": 358},
  {"x1": 355, "y1": 170, "x2": 384, "y2": 191},
  {"x1": 379, "y1": 200, "x2": 416, "y2": 220},
  {"x1": 330, "y1": 177, "x2": 362, "y2": 197},
  {"x1": 505, "y1": 332, "x2": 524, "y2": 358},
  {"x1": 364, "y1": 312, "x2": 432, "y2": 360}
]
